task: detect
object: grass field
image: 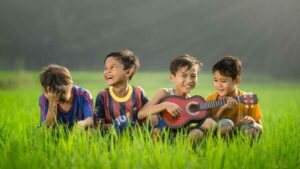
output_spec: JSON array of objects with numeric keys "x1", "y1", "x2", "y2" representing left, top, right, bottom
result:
[{"x1": 0, "y1": 71, "x2": 299, "y2": 169}]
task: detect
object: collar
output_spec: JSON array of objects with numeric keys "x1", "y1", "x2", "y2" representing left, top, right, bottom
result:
[{"x1": 109, "y1": 85, "x2": 133, "y2": 102}]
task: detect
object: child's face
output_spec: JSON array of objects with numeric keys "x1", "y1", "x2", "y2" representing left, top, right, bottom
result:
[
  {"x1": 104, "y1": 57, "x2": 131, "y2": 86},
  {"x1": 213, "y1": 70, "x2": 239, "y2": 97},
  {"x1": 45, "y1": 84, "x2": 72, "y2": 103},
  {"x1": 170, "y1": 65, "x2": 198, "y2": 96},
  {"x1": 58, "y1": 85, "x2": 72, "y2": 103}
]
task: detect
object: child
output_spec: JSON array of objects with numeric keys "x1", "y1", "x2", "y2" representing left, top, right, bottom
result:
[
  {"x1": 94, "y1": 49, "x2": 148, "y2": 133},
  {"x1": 39, "y1": 64, "x2": 94, "y2": 129},
  {"x1": 138, "y1": 54, "x2": 216, "y2": 143},
  {"x1": 206, "y1": 55, "x2": 263, "y2": 139}
]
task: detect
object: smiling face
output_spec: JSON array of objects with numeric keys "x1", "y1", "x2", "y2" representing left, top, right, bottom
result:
[
  {"x1": 104, "y1": 57, "x2": 132, "y2": 87},
  {"x1": 170, "y1": 65, "x2": 199, "y2": 97},
  {"x1": 213, "y1": 70, "x2": 240, "y2": 97}
]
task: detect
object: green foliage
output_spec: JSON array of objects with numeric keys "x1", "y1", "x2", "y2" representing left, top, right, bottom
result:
[{"x1": 0, "y1": 71, "x2": 299, "y2": 169}]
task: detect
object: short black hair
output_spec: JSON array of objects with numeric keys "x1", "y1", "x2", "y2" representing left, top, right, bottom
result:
[
  {"x1": 212, "y1": 55, "x2": 242, "y2": 79},
  {"x1": 105, "y1": 49, "x2": 140, "y2": 80},
  {"x1": 169, "y1": 54, "x2": 202, "y2": 75}
]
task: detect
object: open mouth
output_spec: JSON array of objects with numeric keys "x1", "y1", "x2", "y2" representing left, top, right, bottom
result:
[
  {"x1": 106, "y1": 76, "x2": 113, "y2": 80},
  {"x1": 184, "y1": 85, "x2": 193, "y2": 90}
]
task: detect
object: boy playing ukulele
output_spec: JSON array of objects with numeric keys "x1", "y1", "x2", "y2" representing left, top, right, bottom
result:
[
  {"x1": 138, "y1": 54, "x2": 216, "y2": 143},
  {"x1": 206, "y1": 56, "x2": 263, "y2": 139}
]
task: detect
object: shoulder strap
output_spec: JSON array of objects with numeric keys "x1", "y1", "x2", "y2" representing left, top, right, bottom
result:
[{"x1": 167, "y1": 88, "x2": 175, "y2": 95}]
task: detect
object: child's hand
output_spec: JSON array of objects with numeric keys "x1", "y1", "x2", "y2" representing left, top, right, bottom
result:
[
  {"x1": 220, "y1": 97, "x2": 237, "y2": 111},
  {"x1": 149, "y1": 115, "x2": 159, "y2": 127},
  {"x1": 164, "y1": 102, "x2": 182, "y2": 118},
  {"x1": 76, "y1": 120, "x2": 86, "y2": 129},
  {"x1": 241, "y1": 115, "x2": 255, "y2": 125},
  {"x1": 45, "y1": 91, "x2": 59, "y2": 106},
  {"x1": 102, "y1": 123, "x2": 112, "y2": 131}
]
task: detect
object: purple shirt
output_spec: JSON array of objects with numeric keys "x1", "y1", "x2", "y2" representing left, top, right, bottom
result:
[{"x1": 39, "y1": 86, "x2": 93, "y2": 128}]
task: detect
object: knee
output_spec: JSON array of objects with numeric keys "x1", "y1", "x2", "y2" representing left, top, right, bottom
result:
[
  {"x1": 188, "y1": 129, "x2": 204, "y2": 143},
  {"x1": 218, "y1": 119, "x2": 234, "y2": 137},
  {"x1": 220, "y1": 125, "x2": 234, "y2": 137},
  {"x1": 244, "y1": 128, "x2": 259, "y2": 139},
  {"x1": 202, "y1": 118, "x2": 217, "y2": 131}
]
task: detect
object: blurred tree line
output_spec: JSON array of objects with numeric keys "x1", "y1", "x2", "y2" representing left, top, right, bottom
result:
[{"x1": 0, "y1": 0, "x2": 299, "y2": 79}]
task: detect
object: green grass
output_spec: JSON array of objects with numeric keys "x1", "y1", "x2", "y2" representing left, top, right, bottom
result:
[{"x1": 0, "y1": 71, "x2": 299, "y2": 169}]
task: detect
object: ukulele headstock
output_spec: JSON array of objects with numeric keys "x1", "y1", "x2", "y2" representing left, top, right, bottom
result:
[{"x1": 239, "y1": 93, "x2": 258, "y2": 107}]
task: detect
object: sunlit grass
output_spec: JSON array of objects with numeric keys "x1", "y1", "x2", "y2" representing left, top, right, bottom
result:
[{"x1": 0, "y1": 71, "x2": 299, "y2": 169}]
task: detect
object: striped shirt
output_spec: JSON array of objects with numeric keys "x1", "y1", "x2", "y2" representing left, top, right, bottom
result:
[
  {"x1": 39, "y1": 86, "x2": 94, "y2": 128},
  {"x1": 94, "y1": 85, "x2": 148, "y2": 131}
]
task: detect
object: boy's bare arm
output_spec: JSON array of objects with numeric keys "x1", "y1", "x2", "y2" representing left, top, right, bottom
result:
[
  {"x1": 137, "y1": 89, "x2": 167, "y2": 119},
  {"x1": 214, "y1": 97, "x2": 237, "y2": 120},
  {"x1": 138, "y1": 88, "x2": 181, "y2": 119},
  {"x1": 44, "y1": 92, "x2": 59, "y2": 127}
]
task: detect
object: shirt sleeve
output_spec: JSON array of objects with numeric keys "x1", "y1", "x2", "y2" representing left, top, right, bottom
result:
[
  {"x1": 205, "y1": 93, "x2": 216, "y2": 102},
  {"x1": 95, "y1": 92, "x2": 105, "y2": 120},
  {"x1": 249, "y1": 104, "x2": 262, "y2": 122},
  {"x1": 82, "y1": 90, "x2": 94, "y2": 119},
  {"x1": 39, "y1": 94, "x2": 48, "y2": 125}
]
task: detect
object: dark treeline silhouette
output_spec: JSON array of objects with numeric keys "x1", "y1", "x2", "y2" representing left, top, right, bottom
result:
[{"x1": 0, "y1": 0, "x2": 300, "y2": 79}]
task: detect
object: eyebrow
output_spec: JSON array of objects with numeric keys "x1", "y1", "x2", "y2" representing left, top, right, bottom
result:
[{"x1": 105, "y1": 64, "x2": 119, "y2": 67}]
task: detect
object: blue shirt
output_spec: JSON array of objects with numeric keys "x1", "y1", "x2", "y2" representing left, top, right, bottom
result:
[{"x1": 39, "y1": 86, "x2": 94, "y2": 128}]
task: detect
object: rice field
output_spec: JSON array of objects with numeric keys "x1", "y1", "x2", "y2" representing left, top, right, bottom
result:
[{"x1": 0, "y1": 71, "x2": 299, "y2": 169}]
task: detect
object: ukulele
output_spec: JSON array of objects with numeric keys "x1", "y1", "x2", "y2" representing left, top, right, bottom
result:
[{"x1": 160, "y1": 94, "x2": 258, "y2": 128}]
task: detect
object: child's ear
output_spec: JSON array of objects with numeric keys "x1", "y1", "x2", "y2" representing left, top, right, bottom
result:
[
  {"x1": 126, "y1": 68, "x2": 134, "y2": 78},
  {"x1": 234, "y1": 75, "x2": 241, "y2": 84},
  {"x1": 169, "y1": 73, "x2": 175, "y2": 81}
]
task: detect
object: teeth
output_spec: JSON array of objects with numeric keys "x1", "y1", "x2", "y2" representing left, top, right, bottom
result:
[{"x1": 106, "y1": 76, "x2": 112, "y2": 79}]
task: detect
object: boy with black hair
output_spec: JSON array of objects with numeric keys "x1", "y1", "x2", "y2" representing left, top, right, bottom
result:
[
  {"x1": 206, "y1": 55, "x2": 263, "y2": 139},
  {"x1": 138, "y1": 54, "x2": 216, "y2": 143},
  {"x1": 94, "y1": 49, "x2": 148, "y2": 133}
]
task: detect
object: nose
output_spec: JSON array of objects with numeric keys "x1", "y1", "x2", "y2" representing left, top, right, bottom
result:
[
  {"x1": 186, "y1": 76, "x2": 193, "y2": 83},
  {"x1": 217, "y1": 82, "x2": 223, "y2": 88},
  {"x1": 104, "y1": 68, "x2": 110, "y2": 74},
  {"x1": 214, "y1": 81, "x2": 221, "y2": 88}
]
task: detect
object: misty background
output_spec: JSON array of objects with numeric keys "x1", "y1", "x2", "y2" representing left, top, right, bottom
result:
[{"x1": 0, "y1": 0, "x2": 299, "y2": 79}]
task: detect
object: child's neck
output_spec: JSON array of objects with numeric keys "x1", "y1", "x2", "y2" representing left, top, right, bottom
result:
[
  {"x1": 174, "y1": 89, "x2": 190, "y2": 98},
  {"x1": 111, "y1": 83, "x2": 130, "y2": 98},
  {"x1": 229, "y1": 86, "x2": 239, "y2": 97},
  {"x1": 58, "y1": 94, "x2": 73, "y2": 113}
]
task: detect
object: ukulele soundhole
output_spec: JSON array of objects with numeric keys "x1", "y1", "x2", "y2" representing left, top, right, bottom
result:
[{"x1": 187, "y1": 101, "x2": 199, "y2": 116}]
